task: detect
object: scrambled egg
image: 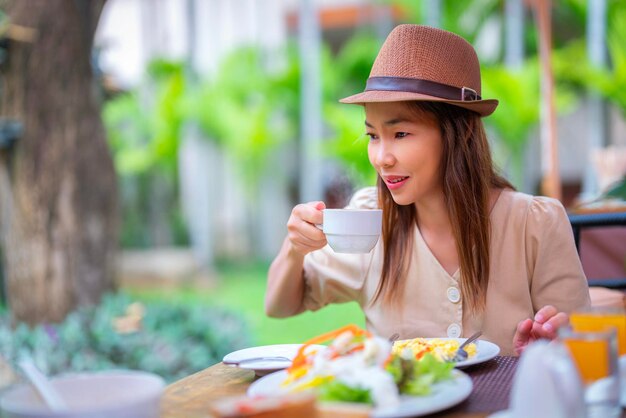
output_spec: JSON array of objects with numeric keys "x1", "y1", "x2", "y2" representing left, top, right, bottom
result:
[{"x1": 392, "y1": 338, "x2": 477, "y2": 362}]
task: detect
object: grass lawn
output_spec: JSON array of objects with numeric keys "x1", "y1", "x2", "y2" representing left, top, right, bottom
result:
[{"x1": 125, "y1": 260, "x2": 366, "y2": 346}]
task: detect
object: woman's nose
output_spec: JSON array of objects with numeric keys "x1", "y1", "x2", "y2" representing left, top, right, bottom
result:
[{"x1": 374, "y1": 142, "x2": 396, "y2": 168}]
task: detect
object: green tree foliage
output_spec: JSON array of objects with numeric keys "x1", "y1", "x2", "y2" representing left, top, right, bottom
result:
[
  {"x1": 103, "y1": 60, "x2": 187, "y2": 247},
  {"x1": 553, "y1": 2, "x2": 626, "y2": 118},
  {"x1": 104, "y1": 60, "x2": 185, "y2": 176},
  {"x1": 439, "y1": 0, "x2": 501, "y2": 45},
  {"x1": 324, "y1": 34, "x2": 381, "y2": 187},
  {"x1": 381, "y1": 0, "x2": 500, "y2": 45},
  {"x1": 482, "y1": 60, "x2": 576, "y2": 189},
  {"x1": 481, "y1": 63, "x2": 540, "y2": 187},
  {"x1": 184, "y1": 47, "x2": 297, "y2": 197},
  {"x1": 586, "y1": 7, "x2": 626, "y2": 118}
]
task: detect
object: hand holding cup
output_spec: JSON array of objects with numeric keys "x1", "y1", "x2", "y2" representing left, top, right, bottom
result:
[
  {"x1": 286, "y1": 201, "x2": 328, "y2": 256},
  {"x1": 286, "y1": 203, "x2": 382, "y2": 255}
]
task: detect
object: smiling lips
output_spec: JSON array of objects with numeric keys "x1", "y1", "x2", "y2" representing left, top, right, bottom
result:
[{"x1": 384, "y1": 175, "x2": 409, "y2": 190}]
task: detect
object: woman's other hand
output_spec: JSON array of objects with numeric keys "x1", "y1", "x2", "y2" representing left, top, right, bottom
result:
[
  {"x1": 513, "y1": 305, "x2": 569, "y2": 356},
  {"x1": 287, "y1": 201, "x2": 327, "y2": 256}
]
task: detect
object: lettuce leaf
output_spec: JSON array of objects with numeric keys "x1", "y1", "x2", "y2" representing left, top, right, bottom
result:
[
  {"x1": 311, "y1": 352, "x2": 454, "y2": 404},
  {"x1": 386, "y1": 353, "x2": 454, "y2": 396},
  {"x1": 317, "y1": 380, "x2": 373, "y2": 404}
]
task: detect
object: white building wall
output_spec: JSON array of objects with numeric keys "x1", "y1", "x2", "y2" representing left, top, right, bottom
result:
[
  {"x1": 95, "y1": 0, "x2": 144, "y2": 88},
  {"x1": 96, "y1": 0, "x2": 349, "y2": 84}
]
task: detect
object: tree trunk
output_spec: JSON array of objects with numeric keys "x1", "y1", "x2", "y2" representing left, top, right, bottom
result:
[{"x1": 0, "y1": 0, "x2": 117, "y2": 324}]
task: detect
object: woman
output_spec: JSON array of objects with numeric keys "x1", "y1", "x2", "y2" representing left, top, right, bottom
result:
[{"x1": 265, "y1": 24, "x2": 590, "y2": 356}]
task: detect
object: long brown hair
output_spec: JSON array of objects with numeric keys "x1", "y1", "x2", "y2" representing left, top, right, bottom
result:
[{"x1": 373, "y1": 102, "x2": 514, "y2": 312}]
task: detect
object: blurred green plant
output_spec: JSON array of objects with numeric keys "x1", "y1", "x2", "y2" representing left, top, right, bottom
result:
[
  {"x1": 604, "y1": 177, "x2": 626, "y2": 201},
  {"x1": 483, "y1": 57, "x2": 578, "y2": 190},
  {"x1": 103, "y1": 60, "x2": 188, "y2": 247},
  {"x1": 381, "y1": 0, "x2": 500, "y2": 47},
  {"x1": 439, "y1": 0, "x2": 500, "y2": 46},
  {"x1": 104, "y1": 37, "x2": 380, "y2": 230},
  {"x1": 553, "y1": 3, "x2": 626, "y2": 118},
  {"x1": 584, "y1": 7, "x2": 626, "y2": 118},
  {"x1": 184, "y1": 47, "x2": 299, "y2": 198},
  {"x1": 324, "y1": 103, "x2": 374, "y2": 187},
  {"x1": 104, "y1": 47, "x2": 307, "y2": 248},
  {"x1": 482, "y1": 62, "x2": 540, "y2": 188},
  {"x1": 105, "y1": 59, "x2": 185, "y2": 176},
  {"x1": 324, "y1": 34, "x2": 380, "y2": 187},
  {"x1": 104, "y1": 50, "x2": 300, "y2": 247},
  {"x1": 550, "y1": 1, "x2": 626, "y2": 203},
  {"x1": 0, "y1": 292, "x2": 251, "y2": 383}
]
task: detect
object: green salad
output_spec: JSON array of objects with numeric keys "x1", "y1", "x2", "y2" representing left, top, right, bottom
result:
[
  {"x1": 282, "y1": 326, "x2": 455, "y2": 408},
  {"x1": 313, "y1": 352, "x2": 454, "y2": 405}
]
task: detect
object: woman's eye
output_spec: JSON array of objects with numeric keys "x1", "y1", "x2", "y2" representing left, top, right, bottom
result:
[
  {"x1": 396, "y1": 132, "x2": 408, "y2": 139},
  {"x1": 366, "y1": 133, "x2": 378, "y2": 140}
]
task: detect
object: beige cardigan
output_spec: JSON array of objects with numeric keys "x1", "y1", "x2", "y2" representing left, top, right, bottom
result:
[{"x1": 301, "y1": 188, "x2": 591, "y2": 355}]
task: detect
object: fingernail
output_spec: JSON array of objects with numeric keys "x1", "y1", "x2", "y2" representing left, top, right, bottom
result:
[
  {"x1": 534, "y1": 313, "x2": 544, "y2": 322},
  {"x1": 543, "y1": 323, "x2": 553, "y2": 333}
]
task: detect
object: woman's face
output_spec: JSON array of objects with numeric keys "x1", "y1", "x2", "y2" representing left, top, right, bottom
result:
[{"x1": 365, "y1": 101, "x2": 444, "y2": 206}]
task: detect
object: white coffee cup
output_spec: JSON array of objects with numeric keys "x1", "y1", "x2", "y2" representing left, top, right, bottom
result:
[{"x1": 318, "y1": 209, "x2": 382, "y2": 253}]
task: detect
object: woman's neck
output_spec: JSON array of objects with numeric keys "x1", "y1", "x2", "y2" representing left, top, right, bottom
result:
[
  {"x1": 414, "y1": 188, "x2": 503, "y2": 232},
  {"x1": 414, "y1": 192, "x2": 452, "y2": 235},
  {"x1": 414, "y1": 192, "x2": 458, "y2": 276}
]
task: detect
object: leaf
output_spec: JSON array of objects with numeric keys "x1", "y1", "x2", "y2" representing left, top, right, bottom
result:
[
  {"x1": 604, "y1": 176, "x2": 626, "y2": 200},
  {"x1": 317, "y1": 380, "x2": 374, "y2": 404}
]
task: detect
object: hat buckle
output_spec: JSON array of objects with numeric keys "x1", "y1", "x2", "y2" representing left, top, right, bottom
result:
[{"x1": 461, "y1": 86, "x2": 479, "y2": 101}]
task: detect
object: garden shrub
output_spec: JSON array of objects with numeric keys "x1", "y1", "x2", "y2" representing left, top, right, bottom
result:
[{"x1": 0, "y1": 292, "x2": 251, "y2": 383}]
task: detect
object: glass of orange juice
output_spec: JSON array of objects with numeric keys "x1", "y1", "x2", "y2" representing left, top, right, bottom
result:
[
  {"x1": 559, "y1": 326, "x2": 620, "y2": 418},
  {"x1": 570, "y1": 307, "x2": 626, "y2": 356},
  {"x1": 570, "y1": 306, "x2": 626, "y2": 407}
]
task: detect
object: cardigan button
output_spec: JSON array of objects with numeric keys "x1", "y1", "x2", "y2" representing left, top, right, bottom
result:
[
  {"x1": 447, "y1": 287, "x2": 461, "y2": 303},
  {"x1": 447, "y1": 323, "x2": 462, "y2": 338}
]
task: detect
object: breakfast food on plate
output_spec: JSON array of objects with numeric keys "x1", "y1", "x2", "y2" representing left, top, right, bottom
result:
[
  {"x1": 316, "y1": 402, "x2": 372, "y2": 418},
  {"x1": 208, "y1": 392, "x2": 316, "y2": 418},
  {"x1": 392, "y1": 338, "x2": 478, "y2": 362},
  {"x1": 210, "y1": 393, "x2": 372, "y2": 418},
  {"x1": 280, "y1": 325, "x2": 454, "y2": 409}
]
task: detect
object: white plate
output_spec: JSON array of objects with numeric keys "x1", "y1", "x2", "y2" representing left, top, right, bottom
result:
[
  {"x1": 248, "y1": 369, "x2": 473, "y2": 418},
  {"x1": 395, "y1": 338, "x2": 500, "y2": 368},
  {"x1": 222, "y1": 344, "x2": 325, "y2": 376}
]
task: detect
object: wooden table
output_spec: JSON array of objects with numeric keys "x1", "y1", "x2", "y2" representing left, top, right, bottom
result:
[{"x1": 161, "y1": 363, "x2": 491, "y2": 418}]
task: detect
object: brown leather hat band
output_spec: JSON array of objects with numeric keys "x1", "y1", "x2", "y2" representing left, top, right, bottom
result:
[{"x1": 365, "y1": 76, "x2": 481, "y2": 101}]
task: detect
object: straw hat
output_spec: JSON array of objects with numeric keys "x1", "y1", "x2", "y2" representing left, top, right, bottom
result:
[{"x1": 340, "y1": 24, "x2": 498, "y2": 117}]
